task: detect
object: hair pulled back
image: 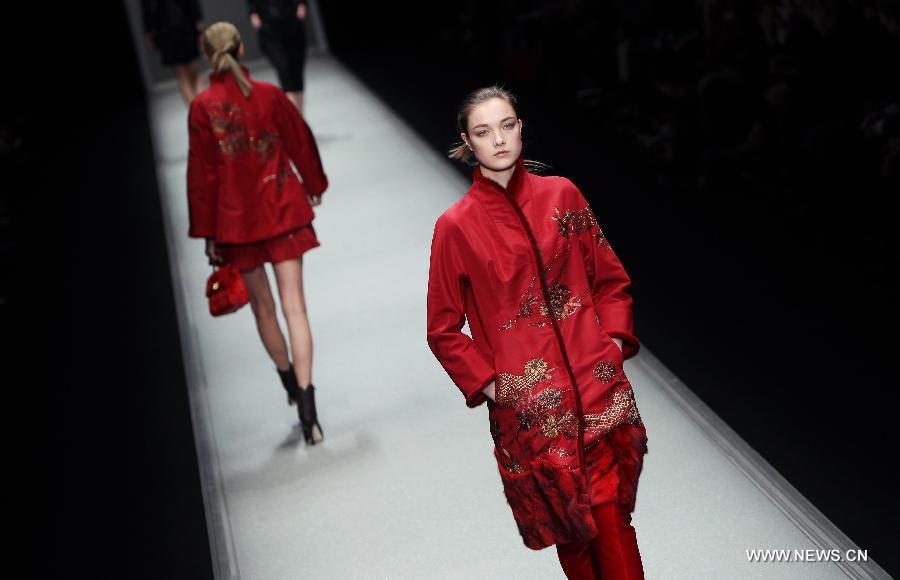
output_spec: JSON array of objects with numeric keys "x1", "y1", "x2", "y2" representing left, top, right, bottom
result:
[{"x1": 202, "y1": 22, "x2": 251, "y2": 97}]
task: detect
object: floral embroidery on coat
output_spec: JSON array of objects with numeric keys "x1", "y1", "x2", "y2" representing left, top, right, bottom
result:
[
  {"x1": 251, "y1": 129, "x2": 280, "y2": 161},
  {"x1": 208, "y1": 102, "x2": 249, "y2": 158},
  {"x1": 208, "y1": 103, "x2": 284, "y2": 164},
  {"x1": 495, "y1": 358, "x2": 580, "y2": 446},
  {"x1": 592, "y1": 360, "x2": 619, "y2": 383},
  {"x1": 500, "y1": 206, "x2": 605, "y2": 331},
  {"x1": 583, "y1": 381, "x2": 643, "y2": 437},
  {"x1": 551, "y1": 206, "x2": 596, "y2": 238}
]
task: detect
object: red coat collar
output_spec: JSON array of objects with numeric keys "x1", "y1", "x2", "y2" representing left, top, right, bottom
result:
[
  {"x1": 470, "y1": 156, "x2": 533, "y2": 223},
  {"x1": 473, "y1": 155, "x2": 527, "y2": 194}
]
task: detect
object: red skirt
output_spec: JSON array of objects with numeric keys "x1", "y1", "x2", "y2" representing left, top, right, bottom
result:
[{"x1": 218, "y1": 224, "x2": 320, "y2": 271}]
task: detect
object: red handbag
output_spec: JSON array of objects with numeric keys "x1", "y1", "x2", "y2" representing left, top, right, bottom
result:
[{"x1": 206, "y1": 264, "x2": 249, "y2": 316}]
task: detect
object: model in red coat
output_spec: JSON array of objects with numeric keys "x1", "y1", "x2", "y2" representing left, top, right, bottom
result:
[
  {"x1": 187, "y1": 22, "x2": 327, "y2": 444},
  {"x1": 427, "y1": 86, "x2": 648, "y2": 579}
]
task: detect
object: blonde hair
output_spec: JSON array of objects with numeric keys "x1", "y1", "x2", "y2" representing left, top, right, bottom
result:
[{"x1": 202, "y1": 22, "x2": 251, "y2": 97}]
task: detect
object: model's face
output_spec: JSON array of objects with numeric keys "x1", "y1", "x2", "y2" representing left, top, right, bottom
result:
[{"x1": 462, "y1": 98, "x2": 523, "y2": 172}]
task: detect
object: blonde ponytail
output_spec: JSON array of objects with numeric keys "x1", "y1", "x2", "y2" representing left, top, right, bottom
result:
[{"x1": 202, "y1": 22, "x2": 251, "y2": 97}]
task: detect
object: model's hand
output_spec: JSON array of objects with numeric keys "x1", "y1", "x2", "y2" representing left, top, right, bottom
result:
[
  {"x1": 250, "y1": 12, "x2": 262, "y2": 30},
  {"x1": 144, "y1": 32, "x2": 155, "y2": 50},
  {"x1": 308, "y1": 194, "x2": 322, "y2": 207},
  {"x1": 612, "y1": 337, "x2": 623, "y2": 352},
  {"x1": 482, "y1": 380, "x2": 496, "y2": 402},
  {"x1": 296, "y1": 3, "x2": 307, "y2": 19},
  {"x1": 206, "y1": 239, "x2": 224, "y2": 266}
]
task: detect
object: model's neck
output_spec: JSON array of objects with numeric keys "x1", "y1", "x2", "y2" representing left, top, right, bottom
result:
[{"x1": 480, "y1": 164, "x2": 516, "y2": 190}]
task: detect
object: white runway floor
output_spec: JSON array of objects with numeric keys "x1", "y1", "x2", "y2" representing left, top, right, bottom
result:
[{"x1": 147, "y1": 54, "x2": 887, "y2": 579}]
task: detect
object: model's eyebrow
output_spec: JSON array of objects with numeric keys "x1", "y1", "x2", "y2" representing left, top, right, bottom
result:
[{"x1": 471, "y1": 116, "x2": 516, "y2": 129}]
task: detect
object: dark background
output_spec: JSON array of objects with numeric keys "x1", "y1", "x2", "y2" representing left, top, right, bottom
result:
[
  {"x1": 4, "y1": 3, "x2": 213, "y2": 578},
  {"x1": 3, "y1": 0, "x2": 897, "y2": 577}
]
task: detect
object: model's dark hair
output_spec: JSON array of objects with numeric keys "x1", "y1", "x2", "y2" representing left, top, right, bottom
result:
[{"x1": 448, "y1": 85, "x2": 550, "y2": 174}]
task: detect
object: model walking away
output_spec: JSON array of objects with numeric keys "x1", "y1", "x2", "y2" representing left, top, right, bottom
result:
[
  {"x1": 427, "y1": 86, "x2": 649, "y2": 579},
  {"x1": 140, "y1": 0, "x2": 205, "y2": 104},
  {"x1": 247, "y1": 0, "x2": 309, "y2": 113},
  {"x1": 187, "y1": 22, "x2": 328, "y2": 444}
]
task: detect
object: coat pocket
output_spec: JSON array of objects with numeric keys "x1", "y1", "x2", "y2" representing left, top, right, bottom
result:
[{"x1": 493, "y1": 449, "x2": 598, "y2": 550}]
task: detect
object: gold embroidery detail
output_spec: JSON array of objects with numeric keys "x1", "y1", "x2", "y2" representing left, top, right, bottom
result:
[
  {"x1": 208, "y1": 103, "x2": 284, "y2": 162},
  {"x1": 539, "y1": 281, "x2": 583, "y2": 322},
  {"x1": 499, "y1": 447, "x2": 525, "y2": 474},
  {"x1": 251, "y1": 130, "x2": 280, "y2": 160},
  {"x1": 500, "y1": 255, "x2": 583, "y2": 330},
  {"x1": 593, "y1": 360, "x2": 619, "y2": 383},
  {"x1": 537, "y1": 387, "x2": 562, "y2": 409},
  {"x1": 209, "y1": 102, "x2": 249, "y2": 158},
  {"x1": 595, "y1": 230, "x2": 612, "y2": 249},
  {"x1": 495, "y1": 358, "x2": 552, "y2": 408},
  {"x1": 500, "y1": 205, "x2": 602, "y2": 331},
  {"x1": 552, "y1": 206, "x2": 597, "y2": 238},
  {"x1": 540, "y1": 410, "x2": 579, "y2": 438},
  {"x1": 261, "y1": 165, "x2": 294, "y2": 192},
  {"x1": 583, "y1": 387, "x2": 643, "y2": 436},
  {"x1": 547, "y1": 446, "x2": 574, "y2": 458}
]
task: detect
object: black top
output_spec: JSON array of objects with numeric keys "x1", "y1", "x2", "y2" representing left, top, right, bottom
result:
[{"x1": 140, "y1": 0, "x2": 203, "y2": 33}]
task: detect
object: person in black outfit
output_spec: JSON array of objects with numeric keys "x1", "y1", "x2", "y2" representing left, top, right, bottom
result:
[
  {"x1": 140, "y1": 0, "x2": 205, "y2": 104},
  {"x1": 247, "y1": 0, "x2": 309, "y2": 112}
]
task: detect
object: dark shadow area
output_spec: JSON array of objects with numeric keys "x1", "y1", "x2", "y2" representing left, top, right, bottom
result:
[
  {"x1": 4, "y1": 4, "x2": 213, "y2": 578},
  {"x1": 319, "y1": 0, "x2": 899, "y2": 574}
]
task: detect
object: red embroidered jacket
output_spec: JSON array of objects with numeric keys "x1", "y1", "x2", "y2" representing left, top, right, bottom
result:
[
  {"x1": 186, "y1": 66, "x2": 328, "y2": 244},
  {"x1": 426, "y1": 156, "x2": 647, "y2": 550}
]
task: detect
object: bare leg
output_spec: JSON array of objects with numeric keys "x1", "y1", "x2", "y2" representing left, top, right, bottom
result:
[
  {"x1": 285, "y1": 90, "x2": 304, "y2": 115},
  {"x1": 272, "y1": 258, "x2": 312, "y2": 386},
  {"x1": 174, "y1": 63, "x2": 200, "y2": 105},
  {"x1": 240, "y1": 266, "x2": 291, "y2": 371},
  {"x1": 273, "y1": 257, "x2": 322, "y2": 442}
]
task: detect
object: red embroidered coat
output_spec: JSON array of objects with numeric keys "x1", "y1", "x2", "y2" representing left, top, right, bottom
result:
[
  {"x1": 426, "y1": 157, "x2": 648, "y2": 550},
  {"x1": 186, "y1": 67, "x2": 328, "y2": 244}
]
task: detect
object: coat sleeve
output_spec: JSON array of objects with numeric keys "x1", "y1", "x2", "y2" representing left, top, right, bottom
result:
[
  {"x1": 186, "y1": 100, "x2": 220, "y2": 239},
  {"x1": 426, "y1": 216, "x2": 496, "y2": 408},
  {"x1": 574, "y1": 186, "x2": 641, "y2": 359},
  {"x1": 274, "y1": 90, "x2": 329, "y2": 197}
]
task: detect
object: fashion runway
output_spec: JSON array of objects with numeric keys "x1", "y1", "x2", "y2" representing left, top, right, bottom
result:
[{"x1": 147, "y1": 54, "x2": 884, "y2": 579}]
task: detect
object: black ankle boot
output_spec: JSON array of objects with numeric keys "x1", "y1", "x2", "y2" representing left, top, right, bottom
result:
[
  {"x1": 299, "y1": 385, "x2": 324, "y2": 445},
  {"x1": 276, "y1": 365, "x2": 301, "y2": 407}
]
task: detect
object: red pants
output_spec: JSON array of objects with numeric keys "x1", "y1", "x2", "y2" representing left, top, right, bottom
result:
[{"x1": 556, "y1": 501, "x2": 645, "y2": 580}]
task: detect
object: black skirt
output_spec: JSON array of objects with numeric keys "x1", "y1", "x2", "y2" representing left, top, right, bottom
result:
[{"x1": 258, "y1": 17, "x2": 307, "y2": 92}]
